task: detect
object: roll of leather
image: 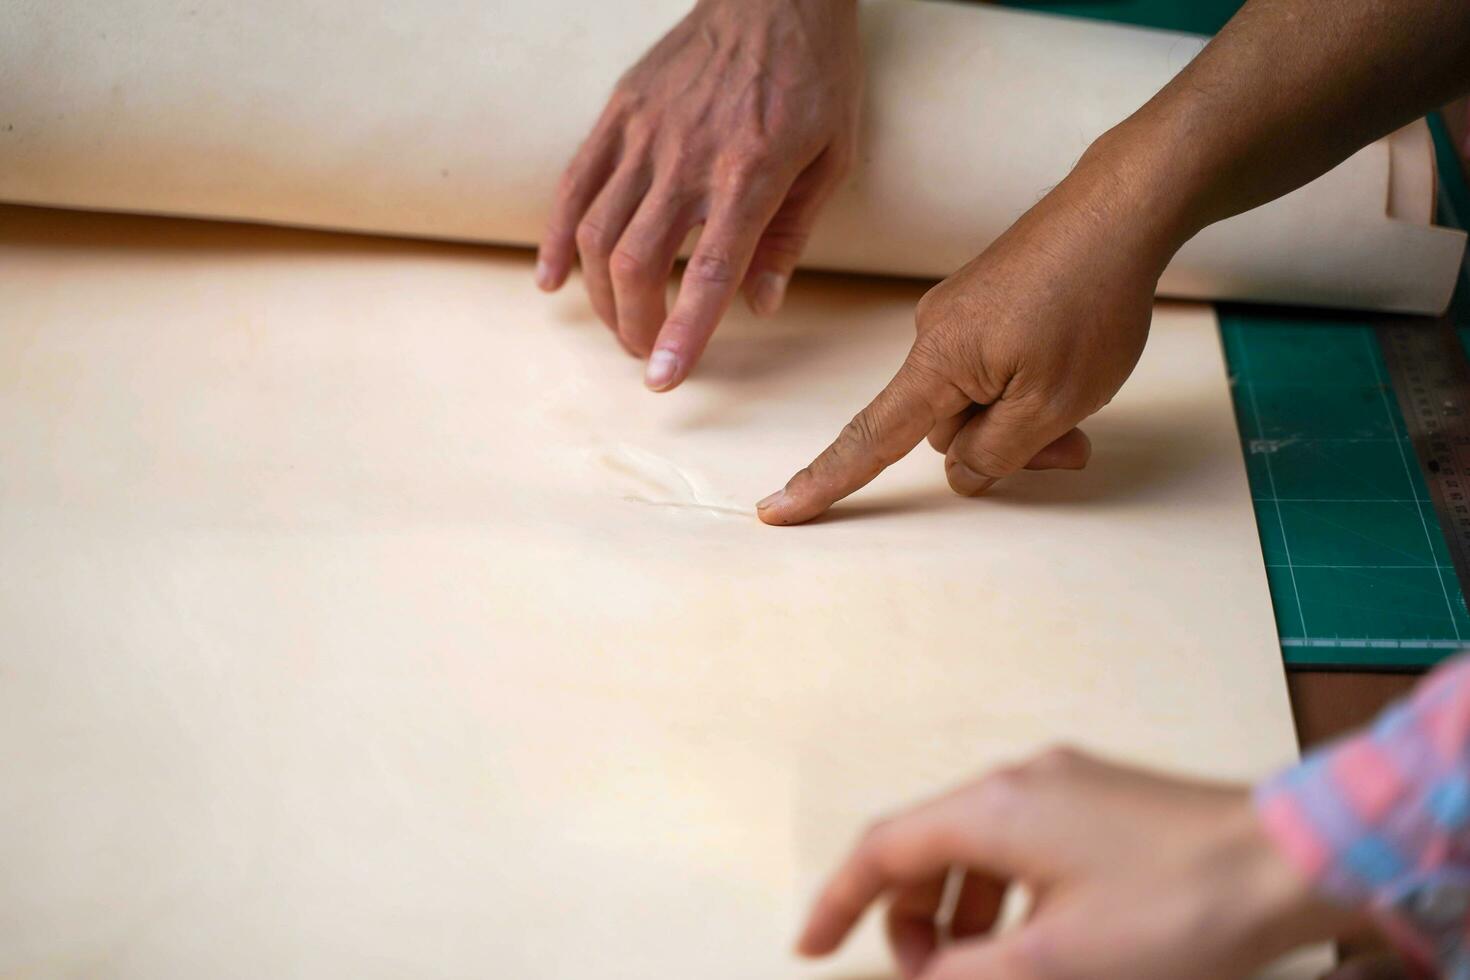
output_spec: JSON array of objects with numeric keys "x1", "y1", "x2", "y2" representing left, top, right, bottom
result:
[{"x1": 0, "y1": 0, "x2": 1463, "y2": 312}]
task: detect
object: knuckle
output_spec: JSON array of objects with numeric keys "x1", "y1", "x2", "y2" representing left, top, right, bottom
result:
[
  {"x1": 838, "y1": 412, "x2": 883, "y2": 457},
  {"x1": 907, "y1": 331, "x2": 952, "y2": 378},
  {"x1": 1027, "y1": 744, "x2": 1085, "y2": 776},
  {"x1": 972, "y1": 769, "x2": 1029, "y2": 824},
  {"x1": 914, "y1": 280, "x2": 973, "y2": 331},
  {"x1": 686, "y1": 250, "x2": 738, "y2": 286},
  {"x1": 902, "y1": 368, "x2": 950, "y2": 417},
  {"x1": 608, "y1": 248, "x2": 653, "y2": 286},
  {"x1": 914, "y1": 285, "x2": 942, "y2": 327},
  {"x1": 575, "y1": 219, "x2": 616, "y2": 257},
  {"x1": 958, "y1": 441, "x2": 1024, "y2": 480},
  {"x1": 606, "y1": 82, "x2": 645, "y2": 116},
  {"x1": 862, "y1": 820, "x2": 937, "y2": 880},
  {"x1": 1007, "y1": 396, "x2": 1050, "y2": 428},
  {"x1": 720, "y1": 150, "x2": 776, "y2": 195},
  {"x1": 926, "y1": 817, "x2": 980, "y2": 863}
]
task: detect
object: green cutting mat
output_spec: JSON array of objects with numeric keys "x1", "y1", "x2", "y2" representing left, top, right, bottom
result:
[
  {"x1": 1005, "y1": 0, "x2": 1241, "y2": 33},
  {"x1": 999, "y1": 0, "x2": 1470, "y2": 668},
  {"x1": 1220, "y1": 310, "x2": 1470, "y2": 668},
  {"x1": 1219, "y1": 117, "x2": 1470, "y2": 669}
]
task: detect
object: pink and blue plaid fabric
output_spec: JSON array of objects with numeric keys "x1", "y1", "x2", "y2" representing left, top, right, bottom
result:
[{"x1": 1258, "y1": 654, "x2": 1470, "y2": 977}]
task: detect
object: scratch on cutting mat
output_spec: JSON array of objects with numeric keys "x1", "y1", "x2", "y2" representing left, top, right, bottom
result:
[
  {"x1": 595, "y1": 444, "x2": 748, "y2": 519},
  {"x1": 1248, "y1": 436, "x2": 1302, "y2": 454}
]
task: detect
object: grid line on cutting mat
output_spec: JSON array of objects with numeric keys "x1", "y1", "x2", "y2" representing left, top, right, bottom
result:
[{"x1": 1220, "y1": 316, "x2": 1470, "y2": 669}]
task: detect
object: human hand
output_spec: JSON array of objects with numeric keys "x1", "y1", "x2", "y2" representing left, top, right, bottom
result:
[
  {"x1": 535, "y1": 0, "x2": 863, "y2": 391},
  {"x1": 797, "y1": 747, "x2": 1359, "y2": 980},
  {"x1": 755, "y1": 153, "x2": 1179, "y2": 526}
]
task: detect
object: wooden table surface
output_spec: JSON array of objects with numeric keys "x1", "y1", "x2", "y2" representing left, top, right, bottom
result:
[{"x1": 1289, "y1": 671, "x2": 1421, "y2": 748}]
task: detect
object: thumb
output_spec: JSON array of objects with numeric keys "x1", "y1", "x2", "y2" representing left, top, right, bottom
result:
[
  {"x1": 758, "y1": 355, "x2": 968, "y2": 526},
  {"x1": 945, "y1": 397, "x2": 1080, "y2": 497},
  {"x1": 1025, "y1": 427, "x2": 1091, "y2": 471}
]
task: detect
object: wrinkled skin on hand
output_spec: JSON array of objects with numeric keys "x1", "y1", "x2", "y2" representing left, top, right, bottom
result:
[
  {"x1": 758, "y1": 173, "x2": 1162, "y2": 525},
  {"x1": 536, "y1": 0, "x2": 863, "y2": 391},
  {"x1": 798, "y1": 747, "x2": 1361, "y2": 980}
]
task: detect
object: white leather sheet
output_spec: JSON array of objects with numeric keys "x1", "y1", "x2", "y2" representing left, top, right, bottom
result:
[{"x1": 0, "y1": 205, "x2": 1321, "y2": 978}]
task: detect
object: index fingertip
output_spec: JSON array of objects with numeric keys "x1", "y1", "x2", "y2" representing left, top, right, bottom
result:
[
  {"x1": 755, "y1": 489, "x2": 792, "y2": 525},
  {"x1": 793, "y1": 934, "x2": 824, "y2": 959},
  {"x1": 793, "y1": 912, "x2": 839, "y2": 959},
  {"x1": 795, "y1": 895, "x2": 865, "y2": 960},
  {"x1": 757, "y1": 487, "x2": 824, "y2": 526}
]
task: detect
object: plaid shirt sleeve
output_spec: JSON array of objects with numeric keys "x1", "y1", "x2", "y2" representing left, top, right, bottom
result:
[{"x1": 1257, "y1": 653, "x2": 1470, "y2": 978}]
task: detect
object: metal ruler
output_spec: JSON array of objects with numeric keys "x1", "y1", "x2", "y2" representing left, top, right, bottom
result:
[{"x1": 1379, "y1": 316, "x2": 1470, "y2": 606}]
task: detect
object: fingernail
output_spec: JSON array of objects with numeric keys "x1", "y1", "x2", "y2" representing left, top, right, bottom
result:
[
  {"x1": 751, "y1": 272, "x2": 788, "y2": 317},
  {"x1": 644, "y1": 349, "x2": 680, "y2": 391},
  {"x1": 948, "y1": 461, "x2": 995, "y2": 497},
  {"x1": 757, "y1": 490, "x2": 787, "y2": 511},
  {"x1": 534, "y1": 259, "x2": 554, "y2": 291}
]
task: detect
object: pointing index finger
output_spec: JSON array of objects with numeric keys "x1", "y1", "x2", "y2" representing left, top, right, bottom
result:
[{"x1": 757, "y1": 358, "x2": 966, "y2": 525}]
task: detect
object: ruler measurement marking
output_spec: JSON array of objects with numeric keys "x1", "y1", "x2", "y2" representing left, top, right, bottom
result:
[
  {"x1": 1281, "y1": 637, "x2": 1469, "y2": 649},
  {"x1": 1377, "y1": 316, "x2": 1470, "y2": 643}
]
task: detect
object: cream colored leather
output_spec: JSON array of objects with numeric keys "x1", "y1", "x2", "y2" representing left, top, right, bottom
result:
[
  {"x1": 0, "y1": 0, "x2": 1462, "y2": 312},
  {"x1": 0, "y1": 205, "x2": 1323, "y2": 978}
]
